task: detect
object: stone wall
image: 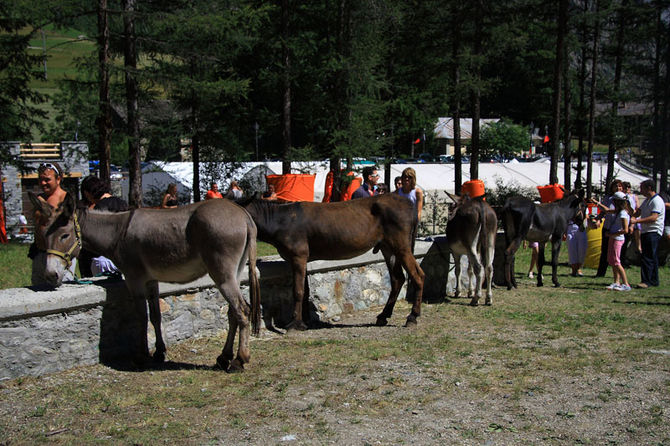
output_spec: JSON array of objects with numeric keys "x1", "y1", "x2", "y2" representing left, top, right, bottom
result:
[{"x1": 1, "y1": 240, "x2": 472, "y2": 380}]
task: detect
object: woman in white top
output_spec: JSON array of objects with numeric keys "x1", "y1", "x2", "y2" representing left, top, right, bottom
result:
[
  {"x1": 605, "y1": 191, "x2": 632, "y2": 291},
  {"x1": 397, "y1": 167, "x2": 423, "y2": 220}
]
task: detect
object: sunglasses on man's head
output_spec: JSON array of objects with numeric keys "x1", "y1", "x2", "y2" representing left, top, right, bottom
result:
[{"x1": 39, "y1": 162, "x2": 61, "y2": 176}]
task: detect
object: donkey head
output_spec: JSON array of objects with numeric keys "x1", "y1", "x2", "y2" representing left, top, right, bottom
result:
[
  {"x1": 566, "y1": 188, "x2": 587, "y2": 226},
  {"x1": 28, "y1": 191, "x2": 81, "y2": 287},
  {"x1": 445, "y1": 191, "x2": 469, "y2": 221}
]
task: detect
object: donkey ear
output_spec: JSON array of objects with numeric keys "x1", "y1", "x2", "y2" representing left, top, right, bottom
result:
[
  {"x1": 28, "y1": 191, "x2": 52, "y2": 220},
  {"x1": 60, "y1": 192, "x2": 77, "y2": 218},
  {"x1": 445, "y1": 191, "x2": 461, "y2": 203}
]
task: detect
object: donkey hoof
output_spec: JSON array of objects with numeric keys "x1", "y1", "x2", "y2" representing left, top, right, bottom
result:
[
  {"x1": 553, "y1": 282, "x2": 561, "y2": 288},
  {"x1": 215, "y1": 355, "x2": 231, "y2": 371},
  {"x1": 404, "y1": 315, "x2": 418, "y2": 327},
  {"x1": 286, "y1": 320, "x2": 308, "y2": 331},
  {"x1": 375, "y1": 316, "x2": 388, "y2": 327},
  {"x1": 469, "y1": 300, "x2": 479, "y2": 307},
  {"x1": 152, "y1": 351, "x2": 165, "y2": 363},
  {"x1": 485, "y1": 298, "x2": 492, "y2": 306},
  {"x1": 226, "y1": 360, "x2": 245, "y2": 374}
]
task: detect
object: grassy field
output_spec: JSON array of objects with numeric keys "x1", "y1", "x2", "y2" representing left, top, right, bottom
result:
[
  {"x1": 0, "y1": 241, "x2": 33, "y2": 289},
  {"x1": 27, "y1": 26, "x2": 96, "y2": 93},
  {"x1": 0, "y1": 252, "x2": 667, "y2": 444},
  {"x1": 0, "y1": 241, "x2": 278, "y2": 290},
  {"x1": 23, "y1": 26, "x2": 96, "y2": 137}
]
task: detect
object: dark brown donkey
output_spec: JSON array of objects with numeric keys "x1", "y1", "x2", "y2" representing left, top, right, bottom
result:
[
  {"x1": 445, "y1": 193, "x2": 498, "y2": 306},
  {"x1": 243, "y1": 193, "x2": 425, "y2": 328},
  {"x1": 29, "y1": 192, "x2": 260, "y2": 372},
  {"x1": 501, "y1": 189, "x2": 585, "y2": 289}
]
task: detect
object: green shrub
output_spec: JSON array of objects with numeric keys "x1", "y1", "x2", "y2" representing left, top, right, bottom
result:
[{"x1": 485, "y1": 176, "x2": 538, "y2": 208}]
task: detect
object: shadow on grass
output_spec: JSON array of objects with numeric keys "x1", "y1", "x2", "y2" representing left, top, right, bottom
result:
[
  {"x1": 612, "y1": 295, "x2": 670, "y2": 306},
  {"x1": 612, "y1": 300, "x2": 670, "y2": 306},
  {"x1": 103, "y1": 358, "x2": 215, "y2": 373},
  {"x1": 304, "y1": 320, "x2": 403, "y2": 330}
]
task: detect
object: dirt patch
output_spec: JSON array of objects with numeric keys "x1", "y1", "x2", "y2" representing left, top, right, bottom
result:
[{"x1": 1, "y1": 284, "x2": 669, "y2": 445}]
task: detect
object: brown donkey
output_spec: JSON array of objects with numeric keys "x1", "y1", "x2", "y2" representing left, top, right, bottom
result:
[
  {"x1": 29, "y1": 192, "x2": 261, "y2": 372},
  {"x1": 242, "y1": 193, "x2": 425, "y2": 329},
  {"x1": 445, "y1": 192, "x2": 498, "y2": 306}
]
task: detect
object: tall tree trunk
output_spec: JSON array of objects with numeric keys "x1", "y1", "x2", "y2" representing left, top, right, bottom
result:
[
  {"x1": 550, "y1": 0, "x2": 567, "y2": 185},
  {"x1": 575, "y1": 0, "x2": 589, "y2": 190},
  {"x1": 606, "y1": 0, "x2": 627, "y2": 189},
  {"x1": 469, "y1": 0, "x2": 483, "y2": 181},
  {"x1": 329, "y1": 157, "x2": 342, "y2": 202},
  {"x1": 123, "y1": 0, "x2": 142, "y2": 208},
  {"x1": 192, "y1": 115, "x2": 200, "y2": 203},
  {"x1": 97, "y1": 0, "x2": 111, "y2": 187},
  {"x1": 563, "y1": 37, "x2": 572, "y2": 192},
  {"x1": 281, "y1": 0, "x2": 292, "y2": 175},
  {"x1": 454, "y1": 116, "x2": 462, "y2": 194},
  {"x1": 586, "y1": 0, "x2": 600, "y2": 199},
  {"x1": 190, "y1": 64, "x2": 201, "y2": 204},
  {"x1": 660, "y1": 16, "x2": 670, "y2": 192},
  {"x1": 328, "y1": 0, "x2": 351, "y2": 202},
  {"x1": 651, "y1": 0, "x2": 662, "y2": 185},
  {"x1": 452, "y1": 16, "x2": 462, "y2": 195}
]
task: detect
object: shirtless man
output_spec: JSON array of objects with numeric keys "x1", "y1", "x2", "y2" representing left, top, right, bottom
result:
[{"x1": 30, "y1": 162, "x2": 75, "y2": 286}]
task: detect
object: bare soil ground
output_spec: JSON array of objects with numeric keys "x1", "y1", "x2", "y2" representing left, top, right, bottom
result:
[{"x1": 1, "y1": 274, "x2": 669, "y2": 445}]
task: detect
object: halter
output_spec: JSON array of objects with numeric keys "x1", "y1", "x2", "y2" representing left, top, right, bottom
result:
[{"x1": 46, "y1": 211, "x2": 82, "y2": 269}]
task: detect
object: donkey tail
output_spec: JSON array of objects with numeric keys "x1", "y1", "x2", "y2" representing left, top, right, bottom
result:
[{"x1": 246, "y1": 215, "x2": 262, "y2": 336}]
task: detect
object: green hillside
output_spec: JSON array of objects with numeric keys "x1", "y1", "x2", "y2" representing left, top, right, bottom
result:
[
  {"x1": 25, "y1": 26, "x2": 95, "y2": 140},
  {"x1": 26, "y1": 26, "x2": 95, "y2": 92}
]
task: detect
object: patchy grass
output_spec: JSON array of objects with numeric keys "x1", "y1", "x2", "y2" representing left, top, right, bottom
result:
[
  {"x1": 0, "y1": 241, "x2": 278, "y2": 289},
  {"x1": 0, "y1": 241, "x2": 33, "y2": 289},
  {"x1": 1, "y1": 256, "x2": 668, "y2": 445}
]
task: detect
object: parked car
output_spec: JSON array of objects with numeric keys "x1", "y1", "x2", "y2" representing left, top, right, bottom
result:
[
  {"x1": 110, "y1": 164, "x2": 123, "y2": 180},
  {"x1": 417, "y1": 153, "x2": 435, "y2": 163}
]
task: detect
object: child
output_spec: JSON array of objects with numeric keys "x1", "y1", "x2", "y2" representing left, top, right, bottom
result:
[{"x1": 606, "y1": 191, "x2": 632, "y2": 291}]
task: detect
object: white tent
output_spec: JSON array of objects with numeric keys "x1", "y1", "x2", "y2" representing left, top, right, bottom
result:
[{"x1": 123, "y1": 159, "x2": 649, "y2": 203}]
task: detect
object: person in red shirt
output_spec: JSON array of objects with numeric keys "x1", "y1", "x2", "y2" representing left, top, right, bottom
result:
[{"x1": 205, "y1": 182, "x2": 223, "y2": 200}]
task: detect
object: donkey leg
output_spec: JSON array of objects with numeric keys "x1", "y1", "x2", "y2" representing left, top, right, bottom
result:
[
  {"x1": 536, "y1": 243, "x2": 546, "y2": 287},
  {"x1": 232, "y1": 296, "x2": 252, "y2": 372},
  {"x1": 287, "y1": 259, "x2": 308, "y2": 331},
  {"x1": 376, "y1": 257, "x2": 405, "y2": 326},
  {"x1": 132, "y1": 296, "x2": 151, "y2": 366},
  {"x1": 146, "y1": 281, "x2": 167, "y2": 363},
  {"x1": 401, "y1": 253, "x2": 425, "y2": 327},
  {"x1": 125, "y1": 278, "x2": 151, "y2": 365},
  {"x1": 467, "y1": 252, "x2": 483, "y2": 306},
  {"x1": 484, "y1": 245, "x2": 495, "y2": 306},
  {"x1": 551, "y1": 239, "x2": 562, "y2": 287},
  {"x1": 467, "y1": 263, "x2": 475, "y2": 299},
  {"x1": 453, "y1": 253, "x2": 461, "y2": 298},
  {"x1": 216, "y1": 305, "x2": 238, "y2": 371},
  {"x1": 218, "y1": 283, "x2": 251, "y2": 372},
  {"x1": 504, "y1": 239, "x2": 521, "y2": 290}
]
